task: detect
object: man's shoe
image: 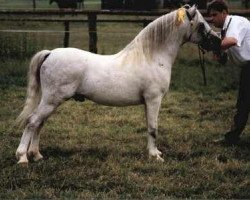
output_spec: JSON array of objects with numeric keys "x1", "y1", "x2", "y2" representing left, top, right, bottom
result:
[
  {"x1": 224, "y1": 131, "x2": 240, "y2": 145},
  {"x1": 214, "y1": 131, "x2": 240, "y2": 146}
]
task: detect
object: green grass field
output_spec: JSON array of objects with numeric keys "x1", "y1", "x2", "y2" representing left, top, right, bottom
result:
[{"x1": 0, "y1": 2, "x2": 250, "y2": 199}]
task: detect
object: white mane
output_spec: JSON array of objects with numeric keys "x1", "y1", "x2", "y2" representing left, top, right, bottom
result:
[{"x1": 119, "y1": 10, "x2": 183, "y2": 64}]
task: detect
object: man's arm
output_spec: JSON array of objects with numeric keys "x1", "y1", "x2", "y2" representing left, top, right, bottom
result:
[
  {"x1": 221, "y1": 37, "x2": 237, "y2": 50},
  {"x1": 213, "y1": 37, "x2": 237, "y2": 64}
]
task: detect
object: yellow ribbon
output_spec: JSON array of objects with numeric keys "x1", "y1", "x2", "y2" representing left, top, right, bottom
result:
[{"x1": 176, "y1": 8, "x2": 186, "y2": 25}]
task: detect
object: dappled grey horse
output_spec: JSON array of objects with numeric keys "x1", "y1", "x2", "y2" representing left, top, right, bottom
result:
[{"x1": 16, "y1": 5, "x2": 219, "y2": 164}]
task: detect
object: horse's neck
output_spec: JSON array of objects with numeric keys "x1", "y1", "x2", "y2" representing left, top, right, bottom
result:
[
  {"x1": 167, "y1": 41, "x2": 183, "y2": 64},
  {"x1": 150, "y1": 32, "x2": 183, "y2": 69},
  {"x1": 117, "y1": 11, "x2": 186, "y2": 66}
]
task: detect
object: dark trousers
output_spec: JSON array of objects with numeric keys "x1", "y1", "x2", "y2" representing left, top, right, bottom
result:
[{"x1": 232, "y1": 61, "x2": 250, "y2": 135}]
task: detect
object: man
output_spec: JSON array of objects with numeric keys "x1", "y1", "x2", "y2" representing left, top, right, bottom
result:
[{"x1": 208, "y1": 0, "x2": 250, "y2": 145}]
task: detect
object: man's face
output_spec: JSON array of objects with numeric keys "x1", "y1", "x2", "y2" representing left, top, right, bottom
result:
[{"x1": 209, "y1": 9, "x2": 227, "y2": 28}]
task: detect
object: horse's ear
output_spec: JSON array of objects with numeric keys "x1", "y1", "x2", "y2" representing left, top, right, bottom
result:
[{"x1": 187, "y1": 4, "x2": 197, "y2": 19}]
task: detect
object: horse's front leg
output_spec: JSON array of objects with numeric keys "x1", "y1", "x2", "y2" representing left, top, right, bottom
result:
[{"x1": 145, "y1": 95, "x2": 164, "y2": 162}]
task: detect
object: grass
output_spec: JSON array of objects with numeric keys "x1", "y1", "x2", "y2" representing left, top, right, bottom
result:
[
  {"x1": 0, "y1": 8, "x2": 250, "y2": 199},
  {"x1": 1, "y1": 84, "x2": 250, "y2": 198}
]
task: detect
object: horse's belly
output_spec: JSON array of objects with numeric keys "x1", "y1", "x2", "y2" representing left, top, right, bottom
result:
[
  {"x1": 90, "y1": 96, "x2": 142, "y2": 106},
  {"x1": 79, "y1": 82, "x2": 143, "y2": 106}
]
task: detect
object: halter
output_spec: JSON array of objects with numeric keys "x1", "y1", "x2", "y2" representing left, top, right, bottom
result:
[
  {"x1": 179, "y1": 7, "x2": 217, "y2": 85},
  {"x1": 185, "y1": 8, "x2": 213, "y2": 42},
  {"x1": 185, "y1": 8, "x2": 212, "y2": 86},
  {"x1": 185, "y1": 8, "x2": 197, "y2": 41}
]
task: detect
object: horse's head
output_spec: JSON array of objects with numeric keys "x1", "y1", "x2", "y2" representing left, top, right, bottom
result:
[{"x1": 183, "y1": 5, "x2": 221, "y2": 52}]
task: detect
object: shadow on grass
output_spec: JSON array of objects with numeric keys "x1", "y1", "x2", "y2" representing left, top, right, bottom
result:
[
  {"x1": 237, "y1": 137, "x2": 250, "y2": 149},
  {"x1": 42, "y1": 147, "x2": 78, "y2": 158},
  {"x1": 42, "y1": 146, "x2": 109, "y2": 162},
  {"x1": 233, "y1": 135, "x2": 250, "y2": 161}
]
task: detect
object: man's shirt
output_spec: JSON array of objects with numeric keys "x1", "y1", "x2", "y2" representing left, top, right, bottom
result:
[{"x1": 224, "y1": 15, "x2": 250, "y2": 64}]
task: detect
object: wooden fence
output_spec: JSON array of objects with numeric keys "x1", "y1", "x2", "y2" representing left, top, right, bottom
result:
[
  {"x1": 0, "y1": 10, "x2": 169, "y2": 53},
  {"x1": 1, "y1": 9, "x2": 250, "y2": 53}
]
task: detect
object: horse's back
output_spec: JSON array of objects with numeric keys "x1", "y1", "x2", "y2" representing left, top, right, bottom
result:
[{"x1": 49, "y1": 48, "x2": 115, "y2": 67}]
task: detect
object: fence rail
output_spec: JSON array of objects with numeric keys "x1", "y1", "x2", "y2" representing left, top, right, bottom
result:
[
  {"x1": 1, "y1": 9, "x2": 250, "y2": 52},
  {"x1": 0, "y1": 17, "x2": 152, "y2": 52},
  {"x1": 1, "y1": 9, "x2": 250, "y2": 85},
  {"x1": 0, "y1": 9, "x2": 174, "y2": 53},
  {"x1": 1, "y1": 8, "x2": 250, "y2": 16}
]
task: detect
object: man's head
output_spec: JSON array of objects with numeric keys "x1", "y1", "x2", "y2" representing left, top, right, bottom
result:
[{"x1": 207, "y1": 0, "x2": 228, "y2": 28}]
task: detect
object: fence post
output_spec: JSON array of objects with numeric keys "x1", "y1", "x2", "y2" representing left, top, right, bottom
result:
[
  {"x1": 64, "y1": 21, "x2": 70, "y2": 47},
  {"x1": 244, "y1": 0, "x2": 249, "y2": 8},
  {"x1": 88, "y1": 13, "x2": 97, "y2": 53},
  {"x1": 32, "y1": 0, "x2": 36, "y2": 10}
]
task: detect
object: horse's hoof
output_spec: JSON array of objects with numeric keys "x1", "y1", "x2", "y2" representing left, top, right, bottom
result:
[
  {"x1": 156, "y1": 155, "x2": 164, "y2": 162},
  {"x1": 28, "y1": 151, "x2": 43, "y2": 162},
  {"x1": 17, "y1": 161, "x2": 29, "y2": 167},
  {"x1": 33, "y1": 153, "x2": 43, "y2": 162},
  {"x1": 156, "y1": 149, "x2": 162, "y2": 156},
  {"x1": 149, "y1": 148, "x2": 164, "y2": 162},
  {"x1": 149, "y1": 154, "x2": 165, "y2": 162},
  {"x1": 16, "y1": 151, "x2": 29, "y2": 164},
  {"x1": 17, "y1": 156, "x2": 29, "y2": 165}
]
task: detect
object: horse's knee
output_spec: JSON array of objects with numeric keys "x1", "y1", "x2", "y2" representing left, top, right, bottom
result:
[{"x1": 26, "y1": 115, "x2": 43, "y2": 131}]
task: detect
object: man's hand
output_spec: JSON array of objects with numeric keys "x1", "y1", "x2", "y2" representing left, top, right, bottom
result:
[{"x1": 212, "y1": 37, "x2": 236, "y2": 65}]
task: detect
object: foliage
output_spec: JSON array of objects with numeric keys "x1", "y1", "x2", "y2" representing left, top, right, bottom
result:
[{"x1": 0, "y1": 33, "x2": 37, "y2": 59}]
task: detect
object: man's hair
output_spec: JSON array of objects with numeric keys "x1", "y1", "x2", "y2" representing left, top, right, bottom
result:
[{"x1": 207, "y1": 0, "x2": 228, "y2": 14}]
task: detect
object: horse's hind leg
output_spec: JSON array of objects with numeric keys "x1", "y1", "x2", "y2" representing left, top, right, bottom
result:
[
  {"x1": 27, "y1": 101, "x2": 59, "y2": 162},
  {"x1": 28, "y1": 128, "x2": 43, "y2": 162},
  {"x1": 16, "y1": 100, "x2": 59, "y2": 164},
  {"x1": 145, "y1": 96, "x2": 164, "y2": 162}
]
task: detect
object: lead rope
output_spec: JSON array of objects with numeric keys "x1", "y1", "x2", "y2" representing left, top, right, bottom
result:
[{"x1": 198, "y1": 45, "x2": 207, "y2": 86}]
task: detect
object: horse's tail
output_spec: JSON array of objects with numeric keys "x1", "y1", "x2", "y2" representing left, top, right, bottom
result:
[{"x1": 16, "y1": 50, "x2": 51, "y2": 127}]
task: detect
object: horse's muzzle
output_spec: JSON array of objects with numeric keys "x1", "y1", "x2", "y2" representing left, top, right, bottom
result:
[
  {"x1": 196, "y1": 23, "x2": 221, "y2": 52},
  {"x1": 199, "y1": 33, "x2": 222, "y2": 53},
  {"x1": 200, "y1": 34, "x2": 221, "y2": 54}
]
